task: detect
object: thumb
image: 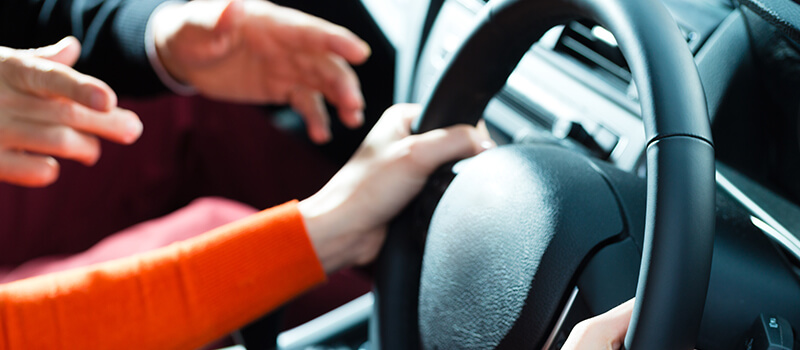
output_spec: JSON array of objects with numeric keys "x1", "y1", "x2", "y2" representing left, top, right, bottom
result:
[
  {"x1": 215, "y1": 0, "x2": 244, "y2": 34},
  {"x1": 32, "y1": 36, "x2": 81, "y2": 67},
  {"x1": 202, "y1": 0, "x2": 244, "y2": 59}
]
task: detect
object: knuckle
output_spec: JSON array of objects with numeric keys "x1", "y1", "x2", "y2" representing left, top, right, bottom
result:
[
  {"x1": 48, "y1": 127, "x2": 74, "y2": 151},
  {"x1": 14, "y1": 58, "x2": 68, "y2": 95},
  {"x1": 48, "y1": 128, "x2": 98, "y2": 162},
  {"x1": 0, "y1": 55, "x2": 24, "y2": 69},
  {"x1": 0, "y1": 56, "x2": 29, "y2": 87},
  {"x1": 55, "y1": 101, "x2": 81, "y2": 125},
  {"x1": 570, "y1": 319, "x2": 593, "y2": 338},
  {"x1": 293, "y1": 54, "x2": 314, "y2": 72},
  {"x1": 321, "y1": 71, "x2": 340, "y2": 89},
  {"x1": 260, "y1": 81, "x2": 290, "y2": 103},
  {"x1": 20, "y1": 62, "x2": 47, "y2": 91},
  {"x1": 316, "y1": 63, "x2": 344, "y2": 89},
  {"x1": 395, "y1": 137, "x2": 426, "y2": 167}
]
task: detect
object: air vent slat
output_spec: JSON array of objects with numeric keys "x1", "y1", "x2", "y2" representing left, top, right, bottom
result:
[
  {"x1": 554, "y1": 21, "x2": 632, "y2": 87},
  {"x1": 559, "y1": 36, "x2": 632, "y2": 83}
]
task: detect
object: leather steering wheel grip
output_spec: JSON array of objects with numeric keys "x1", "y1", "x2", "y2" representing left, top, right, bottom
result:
[{"x1": 374, "y1": 0, "x2": 715, "y2": 349}]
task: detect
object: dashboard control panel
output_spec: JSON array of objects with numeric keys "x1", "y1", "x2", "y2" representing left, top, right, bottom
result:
[{"x1": 410, "y1": 0, "x2": 733, "y2": 173}]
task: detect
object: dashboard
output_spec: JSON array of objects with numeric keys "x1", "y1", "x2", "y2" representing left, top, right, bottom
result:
[
  {"x1": 404, "y1": 0, "x2": 735, "y2": 174},
  {"x1": 387, "y1": 0, "x2": 800, "y2": 272}
]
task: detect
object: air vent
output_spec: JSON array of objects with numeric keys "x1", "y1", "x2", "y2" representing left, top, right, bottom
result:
[{"x1": 554, "y1": 21, "x2": 631, "y2": 86}]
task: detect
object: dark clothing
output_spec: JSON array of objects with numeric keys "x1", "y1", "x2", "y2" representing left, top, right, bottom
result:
[{"x1": 0, "y1": 0, "x2": 168, "y2": 96}]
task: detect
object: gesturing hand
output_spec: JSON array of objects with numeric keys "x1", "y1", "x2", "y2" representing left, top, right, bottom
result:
[
  {"x1": 0, "y1": 37, "x2": 143, "y2": 187},
  {"x1": 299, "y1": 104, "x2": 495, "y2": 273},
  {"x1": 152, "y1": 0, "x2": 371, "y2": 144}
]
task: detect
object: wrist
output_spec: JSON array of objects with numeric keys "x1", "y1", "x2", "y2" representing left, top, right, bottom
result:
[
  {"x1": 151, "y1": 2, "x2": 191, "y2": 84},
  {"x1": 299, "y1": 189, "x2": 381, "y2": 274},
  {"x1": 298, "y1": 192, "x2": 349, "y2": 273}
]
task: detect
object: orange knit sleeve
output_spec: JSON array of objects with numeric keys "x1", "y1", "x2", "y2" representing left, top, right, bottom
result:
[{"x1": 0, "y1": 200, "x2": 326, "y2": 350}]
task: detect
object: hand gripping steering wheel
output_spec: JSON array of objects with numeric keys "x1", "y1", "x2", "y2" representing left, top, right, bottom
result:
[{"x1": 372, "y1": 0, "x2": 715, "y2": 349}]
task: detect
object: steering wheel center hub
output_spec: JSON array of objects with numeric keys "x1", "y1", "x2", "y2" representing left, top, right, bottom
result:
[{"x1": 420, "y1": 145, "x2": 624, "y2": 349}]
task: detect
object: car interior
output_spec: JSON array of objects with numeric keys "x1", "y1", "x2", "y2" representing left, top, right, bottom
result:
[{"x1": 235, "y1": 0, "x2": 800, "y2": 349}]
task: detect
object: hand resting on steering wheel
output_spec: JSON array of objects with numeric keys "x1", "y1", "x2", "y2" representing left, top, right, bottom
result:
[
  {"x1": 563, "y1": 299, "x2": 696, "y2": 350},
  {"x1": 300, "y1": 103, "x2": 495, "y2": 273}
]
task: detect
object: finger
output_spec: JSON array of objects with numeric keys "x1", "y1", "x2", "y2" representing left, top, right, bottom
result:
[
  {"x1": 597, "y1": 299, "x2": 635, "y2": 349},
  {"x1": 362, "y1": 104, "x2": 420, "y2": 145},
  {"x1": 326, "y1": 30, "x2": 371, "y2": 65},
  {"x1": 562, "y1": 299, "x2": 635, "y2": 350},
  {"x1": 601, "y1": 298, "x2": 636, "y2": 341},
  {"x1": 0, "y1": 150, "x2": 60, "y2": 187},
  {"x1": 477, "y1": 119, "x2": 494, "y2": 144},
  {"x1": 406, "y1": 123, "x2": 494, "y2": 174},
  {"x1": 268, "y1": 7, "x2": 371, "y2": 64},
  {"x1": 606, "y1": 298, "x2": 636, "y2": 317},
  {"x1": 6, "y1": 94, "x2": 142, "y2": 144},
  {"x1": 289, "y1": 88, "x2": 331, "y2": 143},
  {"x1": 394, "y1": 103, "x2": 423, "y2": 132},
  {"x1": 297, "y1": 54, "x2": 364, "y2": 127},
  {"x1": 1, "y1": 54, "x2": 116, "y2": 111},
  {"x1": 31, "y1": 36, "x2": 81, "y2": 67},
  {"x1": 0, "y1": 119, "x2": 101, "y2": 166},
  {"x1": 337, "y1": 107, "x2": 364, "y2": 130}
]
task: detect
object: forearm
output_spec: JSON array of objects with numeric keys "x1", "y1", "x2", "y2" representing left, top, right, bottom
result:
[{"x1": 0, "y1": 201, "x2": 325, "y2": 350}]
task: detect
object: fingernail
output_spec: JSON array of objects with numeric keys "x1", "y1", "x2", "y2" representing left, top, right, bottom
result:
[
  {"x1": 310, "y1": 127, "x2": 331, "y2": 144},
  {"x1": 81, "y1": 146, "x2": 101, "y2": 166},
  {"x1": 125, "y1": 118, "x2": 144, "y2": 144},
  {"x1": 353, "y1": 110, "x2": 364, "y2": 127},
  {"x1": 321, "y1": 130, "x2": 332, "y2": 143},
  {"x1": 481, "y1": 140, "x2": 496, "y2": 150},
  {"x1": 39, "y1": 158, "x2": 61, "y2": 185},
  {"x1": 361, "y1": 41, "x2": 372, "y2": 58},
  {"x1": 314, "y1": 135, "x2": 331, "y2": 144},
  {"x1": 85, "y1": 153, "x2": 100, "y2": 166}
]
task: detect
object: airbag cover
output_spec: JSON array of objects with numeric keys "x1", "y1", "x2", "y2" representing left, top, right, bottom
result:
[{"x1": 419, "y1": 145, "x2": 625, "y2": 349}]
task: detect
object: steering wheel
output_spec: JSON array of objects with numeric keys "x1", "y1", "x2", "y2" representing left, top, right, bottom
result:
[{"x1": 372, "y1": 0, "x2": 716, "y2": 349}]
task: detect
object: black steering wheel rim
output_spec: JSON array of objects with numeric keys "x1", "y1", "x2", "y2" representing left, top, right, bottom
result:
[{"x1": 373, "y1": 0, "x2": 716, "y2": 348}]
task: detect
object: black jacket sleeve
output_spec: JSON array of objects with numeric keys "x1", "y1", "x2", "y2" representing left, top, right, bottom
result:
[{"x1": 0, "y1": 0, "x2": 171, "y2": 96}]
